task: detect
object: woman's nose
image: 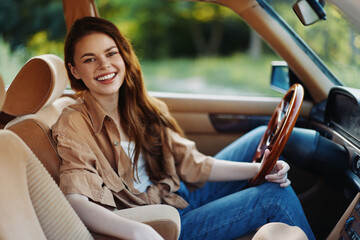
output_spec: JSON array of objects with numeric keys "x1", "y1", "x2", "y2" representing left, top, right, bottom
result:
[{"x1": 98, "y1": 58, "x2": 110, "y2": 69}]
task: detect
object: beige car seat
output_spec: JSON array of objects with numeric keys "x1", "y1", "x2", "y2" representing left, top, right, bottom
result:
[
  {"x1": 0, "y1": 74, "x2": 93, "y2": 239},
  {"x1": 0, "y1": 130, "x2": 94, "y2": 240},
  {"x1": 4, "y1": 55, "x2": 180, "y2": 240}
]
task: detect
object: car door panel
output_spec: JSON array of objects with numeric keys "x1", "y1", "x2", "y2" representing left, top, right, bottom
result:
[{"x1": 153, "y1": 92, "x2": 313, "y2": 156}]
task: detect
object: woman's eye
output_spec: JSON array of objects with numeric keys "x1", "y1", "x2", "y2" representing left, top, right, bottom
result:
[
  {"x1": 107, "y1": 51, "x2": 118, "y2": 57},
  {"x1": 84, "y1": 58, "x2": 95, "y2": 63}
]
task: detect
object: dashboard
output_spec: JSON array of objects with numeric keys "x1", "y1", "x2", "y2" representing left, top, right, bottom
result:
[
  {"x1": 325, "y1": 87, "x2": 360, "y2": 147},
  {"x1": 322, "y1": 86, "x2": 360, "y2": 191},
  {"x1": 311, "y1": 86, "x2": 360, "y2": 239}
]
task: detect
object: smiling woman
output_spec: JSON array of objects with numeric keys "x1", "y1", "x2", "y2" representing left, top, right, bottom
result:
[{"x1": 49, "y1": 16, "x2": 316, "y2": 240}]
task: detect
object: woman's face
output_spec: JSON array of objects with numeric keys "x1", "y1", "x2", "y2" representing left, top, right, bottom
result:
[{"x1": 69, "y1": 32, "x2": 126, "y2": 99}]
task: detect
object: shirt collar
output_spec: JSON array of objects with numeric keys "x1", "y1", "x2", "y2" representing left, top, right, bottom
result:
[{"x1": 83, "y1": 91, "x2": 109, "y2": 135}]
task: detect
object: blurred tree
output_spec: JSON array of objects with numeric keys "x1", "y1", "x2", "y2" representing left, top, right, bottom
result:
[
  {"x1": 0, "y1": 0, "x2": 254, "y2": 59},
  {"x1": 100, "y1": 0, "x2": 181, "y2": 59},
  {"x1": 175, "y1": 2, "x2": 224, "y2": 56},
  {"x1": 0, "y1": 0, "x2": 66, "y2": 50},
  {"x1": 0, "y1": 36, "x2": 28, "y2": 85},
  {"x1": 100, "y1": 0, "x2": 248, "y2": 59}
]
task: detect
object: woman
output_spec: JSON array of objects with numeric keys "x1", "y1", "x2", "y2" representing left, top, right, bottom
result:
[{"x1": 52, "y1": 16, "x2": 315, "y2": 240}]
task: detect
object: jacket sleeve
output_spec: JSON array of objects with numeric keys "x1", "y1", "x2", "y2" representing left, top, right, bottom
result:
[{"x1": 166, "y1": 128, "x2": 215, "y2": 189}]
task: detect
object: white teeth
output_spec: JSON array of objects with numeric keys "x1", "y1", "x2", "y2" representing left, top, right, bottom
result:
[{"x1": 96, "y1": 73, "x2": 116, "y2": 81}]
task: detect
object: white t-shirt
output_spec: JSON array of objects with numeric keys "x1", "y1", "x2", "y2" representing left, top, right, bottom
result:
[{"x1": 120, "y1": 141, "x2": 153, "y2": 192}]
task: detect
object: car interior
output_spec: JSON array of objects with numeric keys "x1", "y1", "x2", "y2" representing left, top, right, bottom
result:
[{"x1": 1, "y1": 0, "x2": 360, "y2": 239}]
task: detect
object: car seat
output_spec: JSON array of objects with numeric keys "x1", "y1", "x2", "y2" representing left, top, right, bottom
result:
[
  {"x1": 0, "y1": 129, "x2": 95, "y2": 240},
  {"x1": 0, "y1": 72, "x2": 93, "y2": 239},
  {"x1": 3, "y1": 54, "x2": 180, "y2": 240}
]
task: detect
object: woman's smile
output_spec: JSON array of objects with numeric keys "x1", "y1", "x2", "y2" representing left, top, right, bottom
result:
[{"x1": 95, "y1": 72, "x2": 117, "y2": 83}]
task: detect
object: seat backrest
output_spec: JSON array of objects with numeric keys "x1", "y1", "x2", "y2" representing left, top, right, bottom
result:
[
  {"x1": 3, "y1": 54, "x2": 68, "y2": 116},
  {"x1": 63, "y1": 0, "x2": 100, "y2": 31},
  {"x1": 4, "y1": 54, "x2": 77, "y2": 184},
  {"x1": 6, "y1": 97, "x2": 77, "y2": 184},
  {"x1": 0, "y1": 130, "x2": 93, "y2": 240},
  {"x1": 0, "y1": 72, "x2": 91, "y2": 239},
  {"x1": 1, "y1": 54, "x2": 69, "y2": 128}
]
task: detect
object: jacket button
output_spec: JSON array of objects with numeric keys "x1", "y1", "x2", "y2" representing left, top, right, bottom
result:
[{"x1": 113, "y1": 141, "x2": 119, "y2": 146}]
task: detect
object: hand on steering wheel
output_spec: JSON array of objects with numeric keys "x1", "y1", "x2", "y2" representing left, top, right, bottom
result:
[
  {"x1": 250, "y1": 83, "x2": 304, "y2": 186},
  {"x1": 260, "y1": 149, "x2": 291, "y2": 187}
]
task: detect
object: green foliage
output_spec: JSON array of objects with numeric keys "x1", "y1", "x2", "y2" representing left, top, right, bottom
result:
[
  {"x1": 0, "y1": 37, "x2": 28, "y2": 85},
  {"x1": 100, "y1": 0, "x2": 247, "y2": 59},
  {"x1": 27, "y1": 31, "x2": 64, "y2": 58},
  {"x1": 0, "y1": 0, "x2": 66, "y2": 49},
  {"x1": 0, "y1": 0, "x2": 250, "y2": 59},
  {"x1": 141, "y1": 53, "x2": 283, "y2": 96}
]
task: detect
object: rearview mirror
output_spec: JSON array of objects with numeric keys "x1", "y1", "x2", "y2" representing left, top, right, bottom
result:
[{"x1": 293, "y1": 0, "x2": 327, "y2": 26}]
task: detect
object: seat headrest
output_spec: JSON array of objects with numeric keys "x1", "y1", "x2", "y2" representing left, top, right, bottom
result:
[
  {"x1": 2, "y1": 54, "x2": 68, "y2": 116},
  {"x1": 0, "y1": 75, "x2": 5, "y2": 112}
]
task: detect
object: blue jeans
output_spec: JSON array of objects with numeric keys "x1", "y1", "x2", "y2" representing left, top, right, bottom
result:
[{"x1": 177, "y1": 126, "x2": 316, "y2": 240}]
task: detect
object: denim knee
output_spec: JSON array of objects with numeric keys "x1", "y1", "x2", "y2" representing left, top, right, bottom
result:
[{"x1": 257, "y1": 182, "x2": 296, "y2": 199}]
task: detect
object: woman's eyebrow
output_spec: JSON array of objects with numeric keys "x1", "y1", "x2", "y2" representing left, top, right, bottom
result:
[
  {"x1": 105, "y1": 46, "x2": 118, "y2": 52},
  {"x1": 80, "y1": 53, "x2": 95, "y2": 59}
]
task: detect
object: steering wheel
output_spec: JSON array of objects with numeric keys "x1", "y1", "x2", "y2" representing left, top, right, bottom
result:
[{"x1": 250, "y1": 83, "x2": 304, "y2": 186}]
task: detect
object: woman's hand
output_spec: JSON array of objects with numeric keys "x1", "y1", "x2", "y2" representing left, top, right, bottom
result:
[{"x1": 260, "y1": 149, "x2": 291, "y2": 187}]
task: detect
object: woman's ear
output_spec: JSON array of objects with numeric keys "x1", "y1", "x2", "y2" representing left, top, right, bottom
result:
[{"x1": 68, "y1": 63, "x2": 81, "y2": 80}]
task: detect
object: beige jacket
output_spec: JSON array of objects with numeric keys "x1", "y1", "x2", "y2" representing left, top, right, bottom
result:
[{"x1": 52, "y1": 91, "x2": 214, "y2": 210}]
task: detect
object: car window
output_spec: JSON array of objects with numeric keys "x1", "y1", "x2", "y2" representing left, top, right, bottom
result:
[
  {"x1": 0, "y1": 1, "x2": 284, "y2": 97},
  {"x1": 141, "y1": 54, "x2": 282, "y2": 97},
  {"x1": 269, "y1": 0, "x2": 360, "y2": 89},
  {"x1": 135, "y1": 2, "x2": 283, "y2": 97}
]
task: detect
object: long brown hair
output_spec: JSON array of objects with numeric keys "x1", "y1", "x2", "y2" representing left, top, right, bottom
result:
[{"x1": 64, "y1": 17, "x2": 184, "y2": 180}]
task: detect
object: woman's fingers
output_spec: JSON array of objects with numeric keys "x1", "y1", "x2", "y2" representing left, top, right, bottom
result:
[
  {"x1": 280, "y1": 179, "x2": 291, "y2": 187},
  {"x1": 272, "y1": 160, "x2": 290, "y2": 175},
  {"x1": 260, "y1": 152, "x2": 291, "y2": 187},
  {"x1": 265, "y1": 161, "x2": 291, "y2": 187},
  {"x1": 265, "y1": 177, "x2": 291, "y2": 187},
  {"x1": 265, "y1": 172, "x2": 287, "y2": 182}
]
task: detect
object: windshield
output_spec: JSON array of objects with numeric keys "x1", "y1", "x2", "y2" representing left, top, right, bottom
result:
[{"x1": 268, "y1": 0, "x2": 360, "y2": 89}]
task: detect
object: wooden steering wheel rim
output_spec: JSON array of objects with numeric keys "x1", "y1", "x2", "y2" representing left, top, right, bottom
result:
[{"x1": 250, "y1": 83, "x2": 304, "y2": 186}]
